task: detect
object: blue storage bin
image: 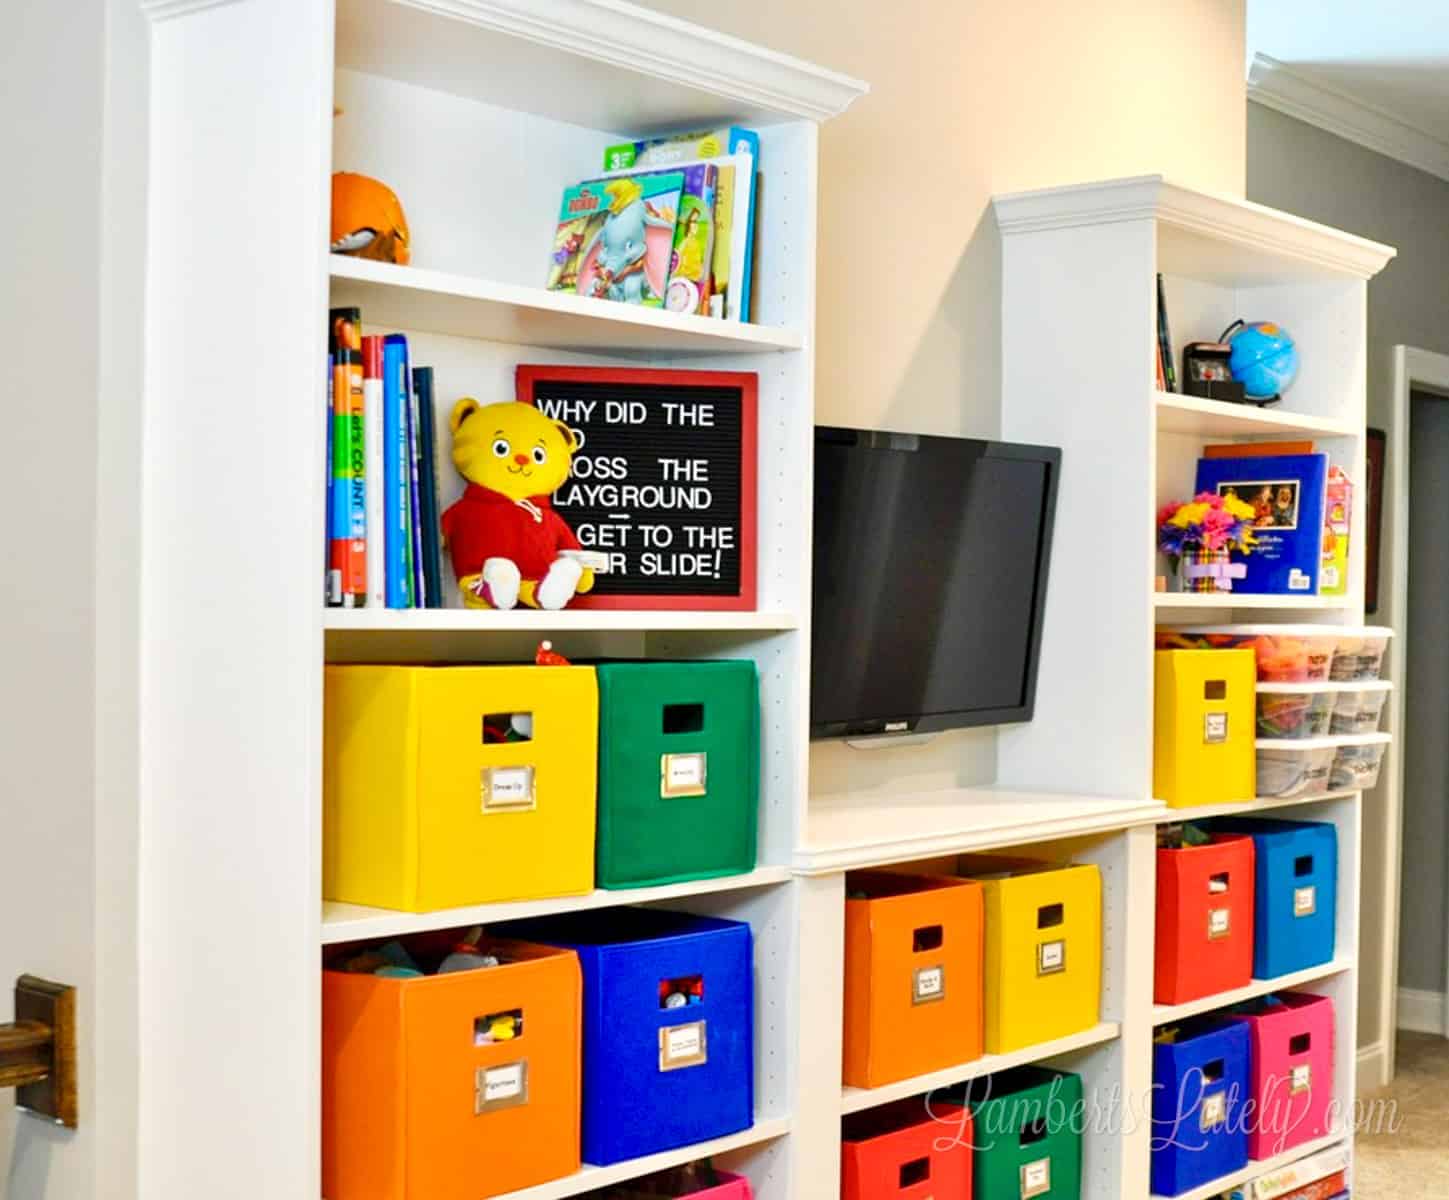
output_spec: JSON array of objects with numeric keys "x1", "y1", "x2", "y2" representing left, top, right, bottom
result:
[
  {"x1": 502, "y1": 908, "x2": 753, "y2": 1165},
  {"x1": 1151, "y1": 1018, "x2": 1250, "y2": 1196},
  {"x1": 1207, "y1": 818, "x2": 1336, "y2": 978}
]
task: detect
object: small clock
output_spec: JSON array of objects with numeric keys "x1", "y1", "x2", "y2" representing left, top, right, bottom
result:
[{"x1": 1182, "y1": 342, "x2": 1247, "y2": 403}]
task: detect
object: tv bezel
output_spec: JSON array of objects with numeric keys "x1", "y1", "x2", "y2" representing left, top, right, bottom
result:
[{"x1": 808, "y1": 427, "x2": 1062, "y2": 741}]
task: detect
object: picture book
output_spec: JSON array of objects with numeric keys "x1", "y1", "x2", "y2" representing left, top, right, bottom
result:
[
  {"x1": 412, "y1": 365, "x2": 445, "y2": 608},
  {"x1": 1156, "y1": 273, "x2": 1177, "y2": 392},
  {"x1": 1205, "y1": 440, "x2": 1315, "y2": 458},
  {"x1": 362, "y1": 335, "x2": 386, "y2": 609},
  {"x1": 1320, "y1": 463, "x2": 1352, "y2": 596},
  {"x1": 405, "y1": 351, "x2": 426, "y2": 608},
  {"x1": 382, "y1": 333, "x2": 414, "y2": 608},
  {"x1": 602, "y1": 127, "x2": 760, "y2": 320},
  {"x1": 1194, "y1": 452, "x2": 1329, "y2": 594},
  {"x1": 711, "y1": 163, "x2": 736, "y2": 319},
  {"x1": 605, "y1": 161, "x2": 717, "y2": 314},
  {"x1": 328, "y1": 307, "x2": 367, "y2": 605},
  {"x1": 324, "y1": 354, "x2": 336, "y2": 605},
  {"x1": 547, "y1": 172, "x2": 684, "y2": 308}
]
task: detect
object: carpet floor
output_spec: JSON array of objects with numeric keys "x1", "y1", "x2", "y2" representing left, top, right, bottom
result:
[{"x1": 1354, "y1": 1032, "x2": 1449, "y2": 1196}]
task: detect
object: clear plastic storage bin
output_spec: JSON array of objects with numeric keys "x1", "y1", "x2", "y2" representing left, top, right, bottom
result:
[
  {"x1": 1330, "y1": 684, "x2": 1391, "y2": 735},
  {"x1": 1255, "y1": 685, "x2": 1334, "y2": 740},
  {"x1": 1329, "y1": 627, "x2": 1394, "y2": 681},
  {"x1": 1330, "y1": 736, "x2": 1392, "y2": 791},
  {"x1": 1255, "y1": 740, "x2": 1337, "y2": 799},
  {"x1": 1158, "y1": 626, "x2": 1338, "y2": 683}
]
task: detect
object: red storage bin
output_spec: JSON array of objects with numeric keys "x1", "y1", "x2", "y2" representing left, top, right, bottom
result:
[
  {"x1": 1155, "y1": 835, "x2": 1255, "y2": 1006},
  {"x1": 842, "y1": 1098, "x2": 973, "y2": 1200}
]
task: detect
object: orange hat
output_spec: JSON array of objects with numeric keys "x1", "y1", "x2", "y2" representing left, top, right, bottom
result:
[{"x1": 330, "y1": 172, "x2": 410, "y2": 265}]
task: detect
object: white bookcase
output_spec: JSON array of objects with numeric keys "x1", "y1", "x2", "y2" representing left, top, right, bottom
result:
[{"x1": 133, "y1": 6, "x2": 1391, "y2": 1199}]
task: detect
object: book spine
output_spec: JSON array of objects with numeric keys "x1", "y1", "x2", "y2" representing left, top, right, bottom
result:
[
  {"x1": 330, "y1": 346, "x2": 367, "y2": 604},
  {"x1": 709, "y1": 164, "x2": 735, "y2": 319},
  {"x1": 382, "y1": 334, "x2": 413, "y2": 609},
  {"x1": 1156, "y1": 272, "x2": 1178, "y2": 392},
  {"x1": 362, "y1": 336, "x2": 386, "y2": 609},
  {"x1": 734, "y1": 130, "x2": 760, "y2": 322},
  {"x1": 413, "y1": 366, "x2": 445, "y2": 608},
  {"x1": 405, "y1": 352, "x2": 425, "y2": 609},
  {"x1": 324, "y1": 353, "x2": 339, "y2": 605}
]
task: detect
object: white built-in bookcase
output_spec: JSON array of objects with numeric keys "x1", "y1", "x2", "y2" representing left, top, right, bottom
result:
[{"x1": 138, "y1": 5, "x2": 1391, "y2": 1199}]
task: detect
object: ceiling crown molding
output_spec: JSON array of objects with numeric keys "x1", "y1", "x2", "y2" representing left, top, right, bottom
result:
[
  {"x1": 140, "y1": 0, "x2": 244, "y2": 20},
  {"x1": 1248, "y1": 52, "x2": 1449, "y2": 185}
]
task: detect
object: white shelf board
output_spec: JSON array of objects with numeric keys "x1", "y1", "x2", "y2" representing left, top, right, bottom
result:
[
  {"x1": 839, "y1": 1022, "x2": 1120, "y2": 1115},
  {"x1": 329, "y1": 257, "x2": 804, "y2": 354},
  {"x1": 323, "y1": 606, "x2": 800, "y2": 634},
  {"x1": 1154, "y1": 391, "x2": 1359, "y2": 439},
  {"x1": 336, "y1": 0, "x2": 867, "y2": 128},
  {"x1": 471, "y1": 1115, "x2": 793, "y2": 1200},
  {"x1": 1152, "y1": 956, "x2": 1354, "y2": 1026},
  {"x1": 1155, "y1": 592, "x2": 1352, "y2": 613},
  {"x1": 1151, "y1": 790, "x2": 1359, "y2": 823},
  {"x1": 1150, "y1": 1133, "x2": 1347, "y2": 1200},
  {"x1": 797, "y1": 787, "x2": 1167, "y2": 875},
  {"x1": 322, "y1": 866, "x2": 793, "y2": 944}
]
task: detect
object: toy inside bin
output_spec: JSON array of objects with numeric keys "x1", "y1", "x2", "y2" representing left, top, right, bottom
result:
[
  {"x1": 1255, "y1": 739, "x2": 1336, "y2": 800},
  {"x1": 1330, "y1": 683, "x2": 1391, "y2": 735},
  {"x1": 1328, "y1": 626, "x2": 1393, "y2": 681},
  {"x1": 1329, "y1": 734, "x2": 1391, "y2": 791},
  {"x1": 1255, "y1": 684, "x2": 1333, "y2": 739},
  {"x1": 1158, "y1": 625, "x2": 1338, "y2": 683}
]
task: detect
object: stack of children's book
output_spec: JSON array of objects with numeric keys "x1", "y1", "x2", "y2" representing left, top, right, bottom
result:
[
  {"x1": 1216, "y1": 1142, "x2": 1349, "y2": 1199},
  {"x1": 546, "y1": 126, "x2": 760, "y2": 321},
  {"x1": 325, "y1": 307, "x2": 444, "y2": 609}
]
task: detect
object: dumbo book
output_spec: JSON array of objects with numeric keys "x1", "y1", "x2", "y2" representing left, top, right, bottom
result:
[{"x1": 547, "y1": 172, "x2": 684, "y2": 307}]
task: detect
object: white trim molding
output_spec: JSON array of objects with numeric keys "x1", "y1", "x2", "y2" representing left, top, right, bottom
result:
[
  {"x1": 140, "y1": 0, "x2": 246, "y2": 22},
  {"x1": 1396, "y1": 987, "x2": 1446, "y2": 1036},
  {"x1": 1249, "y1": 53, "x2": 1449, "y2": 186},
  {"x1": 1358, "y1": 1041, "x2": 1391, "y2": 1094}
]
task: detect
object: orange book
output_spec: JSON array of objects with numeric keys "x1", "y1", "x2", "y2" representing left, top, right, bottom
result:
[{"x1": 1204, "y1": 440, "x2": 1314, "y2": 458}]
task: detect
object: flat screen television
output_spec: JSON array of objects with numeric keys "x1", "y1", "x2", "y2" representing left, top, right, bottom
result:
[{"x1": 810, "y1": 426, "x2": 1061, "y2": 740}]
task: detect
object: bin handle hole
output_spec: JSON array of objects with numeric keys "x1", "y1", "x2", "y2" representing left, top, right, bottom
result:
[
  {"x1": 1294, "y1": 855, "x2": 1314, "y2": 877},
  {"x1": 898, "y1": 1158, "x2": 930, "y2": 1188},
  {"x1": 483, "y1": 712, "x2": 533, "y2": 743},
  {"x1": 912, "y1": 925, "x2": 943, "y2": 952},
  {"x1": 1208, "y1": 872, "x2": 1230, "y2": 894},
  {"x1": 1203, "y1": 680, "x2": 1227, "y2": 700},
  {"x1": 1201, "y1": 1058, "x2": 1224, "y2": 1084},
  {"x1": 1037, "y1": 903, "x2": 1064, "y2": 930},
  {"x1": 475, "y1": 1008, "x2": 523, "y2": 1046},
  {"x1": 1290, "y1": 1033, "x2": 1312, "y2": 1055},
  {"x1": 663, "y1": 703, "x2": 705, "y2": 734},
  {"x1": 659, "y1": 975, "x2": 703, "y2": 1009},
  {"x1": 1020, "y1": 1115, "x2": 1049, "y2": 1145}
]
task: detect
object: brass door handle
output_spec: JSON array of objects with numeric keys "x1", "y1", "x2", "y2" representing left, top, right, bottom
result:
[{"x1": 0, "y1": 976, "x2": 77, "y2": 1128}]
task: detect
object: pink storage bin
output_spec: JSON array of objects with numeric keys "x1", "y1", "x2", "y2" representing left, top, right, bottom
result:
[
  {"x1": 588, "y1": 1170, "x2": 752, "y2": 1200},
  {"x1": 1231, "y1": 992, "x2": 1335, "y2": 1160},
  {"x1": 680, "y1": 1176, "x2": 752, "y2": 1200}
]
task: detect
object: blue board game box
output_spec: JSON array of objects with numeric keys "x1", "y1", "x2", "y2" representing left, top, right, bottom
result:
[{"x1": 1194, "y1": 452, "x2": 1328, "y2": 594}]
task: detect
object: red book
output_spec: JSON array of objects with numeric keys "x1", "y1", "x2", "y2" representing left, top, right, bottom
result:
[{"x1": 329, "y1": 309, "x2": 367, "y2": 602}]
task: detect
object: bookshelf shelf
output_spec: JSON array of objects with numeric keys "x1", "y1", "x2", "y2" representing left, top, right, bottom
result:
[
  {"x1": 1152, "y1": 957, "x2": 1354, "y2": 1026},
  {"x1": 328, "y1": 257, "x2": 805, "y2": 354},
  {"x1": 321, "y1": 866, "x2": 794, "y2": 945},
  {"x1": 1149, "y1": 1134, "x2": 1346, "y2": 1200},
  {"x1": 1153, "y1": 391, "x2": 1359, "y2": 439},
  {"x1": 1149, "y1": 790, "x2": 1359, "y2": 823},
  {"x1": 322, "y1": 607, "x2": 800, "y2": 634},
  {"x1": 1154, "y1": 591, "x2": 1352, "y2": 612}
]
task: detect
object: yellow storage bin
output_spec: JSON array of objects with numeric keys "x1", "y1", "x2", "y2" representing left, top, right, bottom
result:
[
  {"x1": 324, "y1": 665, "x2": 598, "y2": 912},
  {"x1": 955, "y1": 856, "x2": 1102, "y2": 1054},
  {"x1": 1154, "y1": 649, "x2": 1255, "y2": 808}
]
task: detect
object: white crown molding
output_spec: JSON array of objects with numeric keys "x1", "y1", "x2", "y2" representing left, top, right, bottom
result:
[
  {"x1": 1249, "y1": 52, "x2": 1449, "y2": 186},
  {"x1": 992, "y1": 173, "x2": 1396, "y2": 280},
  {"x1": 393, "y1": 0, "x2": 868, "y2": 122},
  {"x1": 140, "y1": 0, "x2": 245, "y2": 21}
]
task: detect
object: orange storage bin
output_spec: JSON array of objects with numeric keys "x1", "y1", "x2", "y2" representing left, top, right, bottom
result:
[
  {"x1": 322, "y1": 933, "x2": 582, "y2": 1200},
  {"x1": 843, "y1": 871, "x2": 985, "y2": 1088}
]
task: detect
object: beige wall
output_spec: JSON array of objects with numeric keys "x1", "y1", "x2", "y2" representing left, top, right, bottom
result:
[{"x1": 640, "y1": 1, "x2": 1248, "y2": 790}]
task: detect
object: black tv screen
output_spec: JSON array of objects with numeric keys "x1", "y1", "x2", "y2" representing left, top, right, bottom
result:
[{"x1": 810, "y1": 427, "x2": 1060, "y2": 739}]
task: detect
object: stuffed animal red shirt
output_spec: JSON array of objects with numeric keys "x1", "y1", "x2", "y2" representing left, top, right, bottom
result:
[{"x1": 441, "y1": 483, "x2": 582, "y2": 582}]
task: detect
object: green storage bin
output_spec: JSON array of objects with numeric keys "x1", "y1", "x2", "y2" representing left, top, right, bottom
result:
[
  {"x1": 595, "y1": 660, "x2": 759, "y2": 889},
  {"x1": 966, "y1": 1066, "x2": 1082, "y2": 1200}
]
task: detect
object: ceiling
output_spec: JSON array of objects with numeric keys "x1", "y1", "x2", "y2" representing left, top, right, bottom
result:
[{"x1": 1247, "y1": 0, "x2": 1449, "y2": 179}]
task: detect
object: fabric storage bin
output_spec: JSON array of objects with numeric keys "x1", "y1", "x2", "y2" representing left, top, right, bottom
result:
[
  {"x1": 842, "y1": 1098, "x2": 973, "y2": 1200},
  {"x1": 1330, "y1": 683, "x2": 1391, "y2": 734},
  {"x1": 1208, "y1": 819, "x2": 1336, "y2": 978},
  {"x1": 956, "y1": 857, "x2": 1101, "y2": 1054},
  {"x1": 1230, "y1": 993, "x2": 1335, "y2": 1159},
  {"x1": 1254, "y1": 685, "x2": 1333, "y2": 739},
  {"x1": 1150, "y1": 1018, "x2": 1251, "y2": 1196},
  {"x1": 843, "y1": 871, "x2": 985, "y2": 1088},
  {"x1": 322, "y1": 933, "x2": 582, "y2": 1200},
  {"x1": 964, "y1": 1067, "x2": 1082, "y2": 1200},
  {"x1": 595, "y1": 660, "x2": 759, "y2": 889},
  {"x1": 585, "y1": 1166, "x2": 752, "y2": 1200},
  {"x1": 1154, "y1": 650, "x2": 1256, "y2": 807},
  {"x1": 1155, "y1": 835, "x2": 1255, "y2": 1005},
  {"x1": 1255, "y1": 740, "x2": 1335, "y2": 800},
  {"x1": 324, "y1": 664, "x2": 598, "y2": 911},
  {"x1": 1328, "y1": 626, "x2": 1393, "y2": 681},
  {"x1": 1329, "y1": 735, "x2": 1391, "y2": 791},
  {"x1": 1156, "y1": 626, "x2": 1338, "y2": 683},
  {"x1": 503, "y1": 908, "x2": 753, "y2": 1165}
]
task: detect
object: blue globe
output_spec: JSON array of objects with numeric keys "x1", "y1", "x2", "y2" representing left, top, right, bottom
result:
[{"x1": 1228, "y1": 321, "x2": 1299, "y2": 399}]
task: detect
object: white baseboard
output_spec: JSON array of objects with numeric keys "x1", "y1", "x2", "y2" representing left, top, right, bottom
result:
[
  {"x1": 1396, "y1": 987, "x2": 1446, "y2": 1035},
  {"x1": 1358, "y1": 1039, "x2": 1389, "y2": 1092}
]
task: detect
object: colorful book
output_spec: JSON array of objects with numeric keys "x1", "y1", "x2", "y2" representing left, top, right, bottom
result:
[
  {"x1": 1195, "y1": 452, "x2": 1329, "y2": 594},
  {"x1": 710, "y1": 163, "x2": 736, "y2": 319},
  {"x1": 603, "y1": 126, "x2": 760, "y2": 320},
  {"x1": 405, "y1": 352, "x2": 426, "y2": 609},
  {"x1": 1205, "y1": 440, "x2": 1315, "y2": 458},
  {"x1": 412, "y1": 366, "x2": 445, "y2": 609},
  {"x1": 547, "y1": 172, "x2": 685, "y2": 308},
  {"x1": 1321, "y1": 464, "x2": 1352, "y2": 596},
  {"x1": 1157, "y1": 273, "x2": 1177, "y2": 392},
  {"x1": 328, "y1": 308, "x2": 367, "y2": 605},
  {"x1": 362, "y1": 336, "x2": 386, "y2": 609},
  {"x1": 605, "y1": 161, "x2": 716, "y2": 315},
  {"x1": 382, "y1": 333, "x2": 413, "y2": 608},
  {"x1": 324, "y1": 353, "x2": 337, "y2": 605},
  {"x1": 1249, "y1": 1143, "x2": 1350, "y2": 1198}
]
